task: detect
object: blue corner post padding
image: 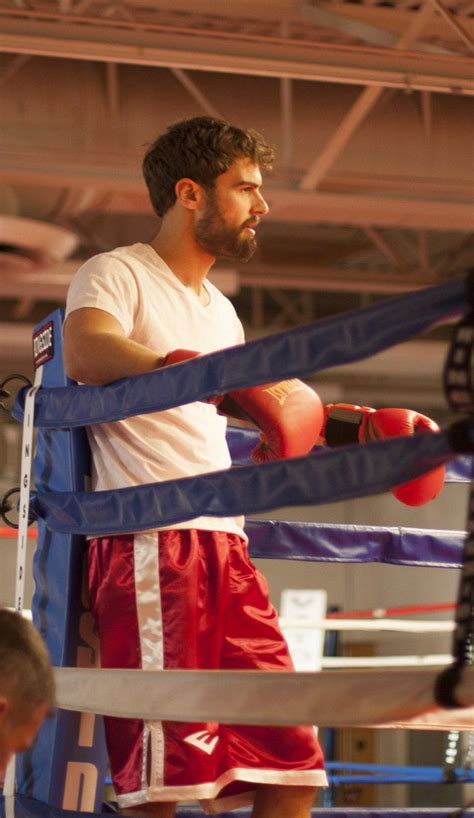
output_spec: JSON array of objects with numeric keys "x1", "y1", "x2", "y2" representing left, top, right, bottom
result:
[{"x1": 16, "y1": 309, "x2": 108, "y2": 811}]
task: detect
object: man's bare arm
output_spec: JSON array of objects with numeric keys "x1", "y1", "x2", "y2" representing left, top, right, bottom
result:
[{"x1": 63, "y1": 308, "x2": 165, "y2": 386}]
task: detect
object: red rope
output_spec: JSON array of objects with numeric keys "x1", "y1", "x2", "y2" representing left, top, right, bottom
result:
[
  {"x1": 327, "y1": 603, "x2": 455, "y2": 619},
  {"x1": 0, "y1": 527, "x2": 37, "y2": 540}
]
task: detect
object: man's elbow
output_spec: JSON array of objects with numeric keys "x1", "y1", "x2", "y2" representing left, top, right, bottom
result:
[{"x1": 64, "y1": 354, "x2": 107, "y2": 386}]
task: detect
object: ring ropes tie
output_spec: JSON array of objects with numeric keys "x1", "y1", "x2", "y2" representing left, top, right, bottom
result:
[{"x1": 436, "y1": 270, "x2": 474, "y2": 780}]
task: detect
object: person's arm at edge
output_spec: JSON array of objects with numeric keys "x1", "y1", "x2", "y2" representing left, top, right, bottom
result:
[{"x1": 63, "y1": 307, "x2": 165, "y2": 386}]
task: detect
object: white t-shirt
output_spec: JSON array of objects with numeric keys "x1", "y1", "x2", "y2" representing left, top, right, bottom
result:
[{"x1": 65, "y1": 242, "x2": 246, "y2": 538}]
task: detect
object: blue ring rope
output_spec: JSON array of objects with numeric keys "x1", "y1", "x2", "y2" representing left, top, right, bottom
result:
[
  {"x1": 245, "y1": 519, "x2": 464, "y2": 567},
  {"x1": 227, "y1": 427, "x2": 473, "y2": 481},
  {"x1": 30, "y1": 428, "x2": 461, "y2": 536},
  {"x1": 13, "y1": 276, "x2": 467, "y2": 428}
]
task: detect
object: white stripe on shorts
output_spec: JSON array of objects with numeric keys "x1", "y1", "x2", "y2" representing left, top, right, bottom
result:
[{"x1": 133, "y1": 532, "x2": 165, "y2": 789}]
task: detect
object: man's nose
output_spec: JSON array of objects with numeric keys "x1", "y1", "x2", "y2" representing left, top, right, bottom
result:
[{"x1": 252, "y1": 192, "x2": 269, "y2": 216}]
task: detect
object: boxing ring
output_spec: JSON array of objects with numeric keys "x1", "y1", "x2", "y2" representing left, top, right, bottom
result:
[{"x1": 1, "y1": 275, "x2": 473, "y2": 817}]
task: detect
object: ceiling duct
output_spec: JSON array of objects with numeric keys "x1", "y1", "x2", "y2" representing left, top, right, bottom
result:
[{"x1": 0, "y1": 215, "x2": 79, "y2": 276}]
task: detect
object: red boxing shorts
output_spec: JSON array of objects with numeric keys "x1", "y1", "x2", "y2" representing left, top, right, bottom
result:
[{"x1": 88, "y1": 529, "x2": 327, "y2": 814}]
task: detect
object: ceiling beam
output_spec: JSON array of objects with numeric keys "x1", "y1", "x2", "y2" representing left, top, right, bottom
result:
[
  {"x1": 170, "y1": 68, "x2": 222, "y2": 118},
  {"x1": 280, "y1": 76, "x2": 293, "y2": 174},
  {"x1": 301, "y1": 2, "x2": 452, "y2": 55},
  {"x1": 105, "y1": 61, "x2": 120, "y2": 123},
  {"x1": 0, "y1": 13, "x2": 473, "y2": 94},
  {"x1": 428, "y1": 0, "x2": 474, "y2": 53},
  {"x1": 279, "y1": 19, "x2": 293, "y2": 179},
  {"x1": 0, "y1": 252, "x2": 459, "y2": 304},
  {"x1": 239, "y1": 264, "x2": 442, "y2": 294},
  {"x1": 419, "y1": 90, "x2": 433, "y2": 142},
  {"x1": 264, "y1": 190, "x2": 474, "y2": 231},
  {"x1": 2, "y1": 152, "x2": 472, "y2": 230},
  {"x1": 0, "y1": 53, "x2": 30, "y2": 86},
  {"x1": 299, "y1": 2, "x2": 436, "y2": 191},
  {"x1": 299, "y1": 85, "x2": 383, "y2": 191},
  {"x1": 2, "y1": 150, "x2": 471, "y2": 200},
  {"x1": 433, "y1": 233, "x2": 474, "y2": 275},
  {"x1": 73, "y1": 1, "x2": 96, "y2": 13},
  {"x1": 362, "y1": 227, "x2": 403, "y2": 269},
  {"x1": 0, "y1": 262, "x2": 239, "y2": 300}
]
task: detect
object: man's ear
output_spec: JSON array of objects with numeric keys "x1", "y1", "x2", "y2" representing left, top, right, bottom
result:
[{"x1": 175, "y1": 178, "x2": 203, "y2": 211}]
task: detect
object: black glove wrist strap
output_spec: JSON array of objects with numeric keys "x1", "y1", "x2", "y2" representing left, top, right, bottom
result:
[{"x1": 325, "y1": 407, "x2": 363, "y2": 447}]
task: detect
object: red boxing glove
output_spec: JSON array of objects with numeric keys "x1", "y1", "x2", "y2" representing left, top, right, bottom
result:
[
  {"x1": 226, "y1": 379, "x2": 324, "y2": 463},
  {"x1": 162, "y1": 349, "x2": 222, "y2": 406},
  {"x1": 322, "y1": 403, "x2": 445, "y2": 507},
  {"x1": 163, "y1": 348, "x2": 200, "y2": 367}
]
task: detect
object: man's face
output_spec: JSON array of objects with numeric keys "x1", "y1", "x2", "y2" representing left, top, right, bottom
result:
[
  {"x1": 0, "y1": 700, "x2": 48, "y2": 780},
  {"x1": 194, "y1": 157, "x2": 269, "y2": 261}
]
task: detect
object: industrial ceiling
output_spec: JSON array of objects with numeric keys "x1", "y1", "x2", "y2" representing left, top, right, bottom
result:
[{"x1": 0, "y1": 0, "x2": 472, "y2": 411}]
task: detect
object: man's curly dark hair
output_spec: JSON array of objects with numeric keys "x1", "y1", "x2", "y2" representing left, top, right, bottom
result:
[{"x1": 143, "y1": 117, "x2": 274, "y2": 218}]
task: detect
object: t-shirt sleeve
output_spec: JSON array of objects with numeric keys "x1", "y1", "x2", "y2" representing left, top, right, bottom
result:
[{"x1": 65, "y1": 253, "x2": 138, "y2": 337}]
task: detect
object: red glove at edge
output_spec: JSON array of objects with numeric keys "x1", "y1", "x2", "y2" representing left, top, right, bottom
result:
[
  {"x1": 322, "y1": 403, "x2": 446, "y2": 507},
  {"x1": 163, "y1": 349, "x2": 201, "y2": 368}
]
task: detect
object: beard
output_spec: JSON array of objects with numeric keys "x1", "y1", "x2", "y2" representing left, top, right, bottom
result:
[{"x1": 194, "y1": 191, "x2": 257, "y2": 262}]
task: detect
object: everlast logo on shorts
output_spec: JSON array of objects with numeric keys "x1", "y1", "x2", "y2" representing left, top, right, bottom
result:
[
  {"x1": 33, "y1": 321, "x2": 54, "y2": 368},
  {"x1": 263, "y1": 379, "x2": 303, "y2": 406}
]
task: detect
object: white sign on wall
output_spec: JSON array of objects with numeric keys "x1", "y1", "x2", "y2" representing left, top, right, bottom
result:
[{"x1": 280, "y1": 589, "x2": 327, "y2": 672}]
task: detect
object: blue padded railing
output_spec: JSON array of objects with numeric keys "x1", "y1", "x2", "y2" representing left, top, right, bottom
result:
[
  {"x1": 244, "y1": 519, "x2": 464, "y2": 568},
  {"x1": 29, "y1": 426, "x2": 468, "y2": 537},
  {"x1": 227, "y1": 426, "x2": 473, "y2": 482},
  {"x1": 13, "y1": 276, "x2": 468, "y2": 428}
]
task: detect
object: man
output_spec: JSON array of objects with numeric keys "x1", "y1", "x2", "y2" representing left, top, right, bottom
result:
[
  {"x1": 63, "y1": 117, "x2": 326, "y2": 817},
  {"x1": 0, "y1": 608, "x2": 55, "y2": 780}
]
